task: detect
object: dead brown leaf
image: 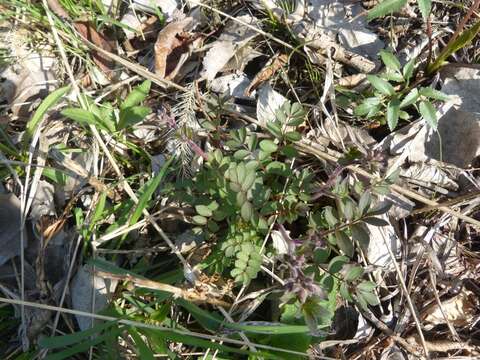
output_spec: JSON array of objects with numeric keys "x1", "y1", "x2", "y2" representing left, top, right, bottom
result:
[
  {"x1": 74, "y1": 21, "x2": 116, "y2": 77},
  {"x1": 423, "y1": 289, "x2": 478, "y2": 328},
  {"x1": 244, "y1": 53, "x2": 288, "y2": 97},
  {"x1": 154, "y1": 18, "x2": 193, "y2": 80}
]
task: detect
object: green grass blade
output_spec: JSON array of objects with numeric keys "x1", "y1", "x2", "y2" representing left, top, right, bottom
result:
[
  {"x1": 129, "y1": 156, "x2": 174, "y2": 226},
  {"x1": 44, "y1": 327, "x2": 123, "y2": 360},
  {"x1": 177, "y1": 299, "x2": 325, "y2": 334},
  {"x1": 128, "y1": 327, "x2": 155, "y2": 360},
  {"x1": 39, "y1": 321, "x2": 117, "y2": 349},
  {"x1": 427, "y1": 19, "x2": 480, "y2": 74},
  {"x1": 24, "y1": 85, "x2": 70, "y2": 148}
]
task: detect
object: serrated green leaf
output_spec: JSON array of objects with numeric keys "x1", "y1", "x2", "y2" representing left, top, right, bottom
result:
[
  {"x1": 285, "y1": 131, "x2": 302, "y2": 142},
  {"x1": 122, "y1": 80, "x2": 151, "y2": 109},
  {"x1": 314, "y1": 248, "x2": 330, "y2": 264},
  {"x1": 247, "y1": 133, "x2": 258, "y2": 151},
  {"x1": 359, "y1": 290, "x2": 379, "y2": 306},
  {"x1": 343, "y1": 200, "x2": 355, "y2": 221},
  {"x1": 259, "y1": 139, "x2": 278, "y2": 153},
  {"x1": 236, "y1": 162, "x2": 246, "y2": 183},
  {"x1": 419, "y1": 87, "x2": 450, "y2": 101},
  {"x1": 419, "y1": 100, "x2": 438, "y2": 130},
  {"x1": 402, "y1": 58, "x2": 415, "y2": 82},
  {"x1": 227, "y1": 166, "x2": 238, "y2": 183},
  {"x1": 324, "y1": 206, "x2": 338, "y2": 227},
  {"x1": 367, "y1": 75, "x2": 395, "y2": 96},
  {"x1": 380, "y1": 50, "x2": 401, "y2": 71},
  {"x1": 118, "y1": 106, "x2": 151, "y2": 129},
  {"x1": 230, "y1": 182, "x2": 242, "y2": 192},
  {"x1": 238, "y1": 127, "x2": 247, "y2": 143},
  {"x1": 399, "y1": 88, "x2": 419, "y2": 108},
  {"x1": 367, "y1": 201, "x2": 392, "y2": 216},
  {"x1": 387, "y1": 98, "x2": 400, "y2": 131},
  {"x1": 207, "y1": 220, "x2": 219, "y2": 232},
  {"x1": 340, "y1": 282, "x2": 353, "y2": 301},
  {"x1": 281, "y1": 145, "x2": 298, "y2": 158},
  {"x1": 417, "y1": 0, "x2": 431, "y2": 21},
  {"x1": 62, "y1": 108, "x2": 110, "y2": 132},
  {"x1": 242, "y1": 171, "x2": 256, "y2": 191},
  {"x1": 236, "y1": 191, "x2": 247, "y2": 206},
  {"x1": 267, "y1": 121, "x2": 282, "y2": 138},
  {"x1": 367, "y1": 0, "x2": 407, "y2": 20},
  {"x1": 354, "y1": 97, "x2": 381, "y2": 116},
  {"x1": 357, "y1": 281, "x2": 376, "y2": 292},
  {"x1": 382, "y1": 71, "x2": 405, "y2": 83}
]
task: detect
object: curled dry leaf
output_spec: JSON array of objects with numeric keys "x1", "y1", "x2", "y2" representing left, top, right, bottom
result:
[
  {"x1": 423, "y1": 289, "x2": 478, "y2": 329},
  {"x1": 0, "y1": 27, "x2": 56, "y2": 116},
  {"x1": 294, "y1": 22, "x2": 376, "y2": 73},
  {"x1": 154, "y1": 17, "x2": 194, "y2": 80},
  {"x1": 201, "y1": 14, "x2": 259, "y2": 81},
  {"x1": 245, "y1": 53, "x2": 288, "y2": 97}
]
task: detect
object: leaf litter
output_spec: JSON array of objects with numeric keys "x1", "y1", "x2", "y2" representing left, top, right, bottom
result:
[{"x1": 1, "y1": 0, "x2": 480, "y2": 358}]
